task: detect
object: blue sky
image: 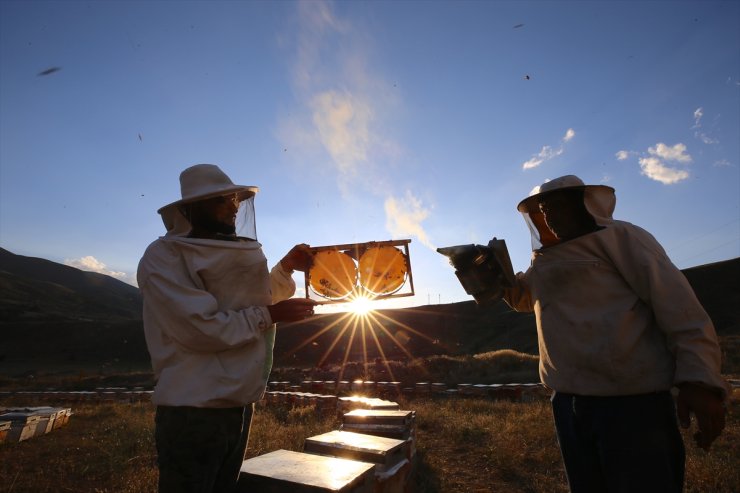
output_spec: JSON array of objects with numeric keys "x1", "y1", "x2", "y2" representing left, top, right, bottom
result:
[{"x1": 1, "y1": 0, "x2": 738, "y2": 312}]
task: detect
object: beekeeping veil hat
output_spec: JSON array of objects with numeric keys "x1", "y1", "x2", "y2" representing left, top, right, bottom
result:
[
  {"x1": 157, "y1": 164, "x2": 259, "y2": 238},
  {"x1": 516, "y1": 175, "x2": 616, "y2": 249}
]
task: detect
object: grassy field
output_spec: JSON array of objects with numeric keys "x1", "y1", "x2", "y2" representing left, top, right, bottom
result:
[{"x1": 1, "y1": 389, "x2": 738, "y2": 493}]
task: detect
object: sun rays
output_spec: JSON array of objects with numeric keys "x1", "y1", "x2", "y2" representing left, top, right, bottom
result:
[
  {"x1": 280, "y1": 295, "x2": 444, "y2": 383},
  {"x1": 346, "y1": 294, "x2": 373, "y2": 316}
]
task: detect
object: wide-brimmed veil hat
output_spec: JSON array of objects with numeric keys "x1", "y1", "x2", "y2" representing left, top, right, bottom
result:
[
  {"x1": 157, "y1": 163, "x2": 259, "y2": 214},
  {"x1": 516, "y1": 175, "x2": 614, "y2": 214}
]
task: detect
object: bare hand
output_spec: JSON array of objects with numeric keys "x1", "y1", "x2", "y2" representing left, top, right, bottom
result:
[
  {"x1": 676, "y1": 382, "x2": 726, "y2": 451},
  {"x1": 267, "y1": 298, "x2": 317, "y2": 324},
  {"x1": 280, "y1": 243, "x2": 313, "y2": 273}
]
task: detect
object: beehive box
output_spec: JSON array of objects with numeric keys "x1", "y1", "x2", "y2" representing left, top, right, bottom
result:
[
  {"x1": 1, "y1": 407, "x2": 57, "y2": 436},
  {"x1": 0, "y1": 421, "x2": 10, "y2": 443},
  {"x1": 456, "y1": 383, "x2": 473, "y2": 395},
  {"x1": 414, "y1": 382, "x2": 430, "y2": 394},
  {"x1": 342, "y1": 410, "x2": 415, "y2": 437},
  {"x1": 337, "y1": 397, "x2": 400, "y2": 414},
  {"x1": 1, "y1": 412, "x2": 41, "y2": 442},
  {"x1": 305, "y1": 430, "x2": 406, "y2": 472},
  {"x1": 487, "y1": 384, "x2": 523, "y2": 401},
  {"x1": 341, "y1": 409, "x2": 417, "y2": 460},
  {"x1": 431, "y1": 383, "x2": 447, "y2": 394},
  {"x1": 520, "y1": 383, "x2": 549, "y2": 401},
  {"x1": 52, "y1": 407, "x2": 72, "y2": 428},
  {"x1": 37, "y1": 407, "x2": 67, "y2": 434},
  {"x1": 304, "y1": 431, "x2": 410, "y2": 493},
  {"x1": 31, "y1": 408, "x2": 57, "y2": 436},
  {"x1": 237, "y1": 449, "x2": 375, "y2": 493},
  {"x1": 337, "y1": 381, "x2": 351, "y2": 393}
]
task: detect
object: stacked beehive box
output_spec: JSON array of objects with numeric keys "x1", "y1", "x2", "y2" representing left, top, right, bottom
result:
[
  {"x1": 337, "y1": 396, "x2": 399, "y2": 414},
  {"x1": 0, "y1": 406, "x2": 72, "y2": 443},
  {"x1": 238, "y1": 396, "x2": 416, "y2": 493},
  {"x1": 2, "y1": 411, "x2": 41, "y2": 442},
  {"x1": 341, "y1": 409, "x2": 417, "y2": 463},
  {"x1": 304, "y1": 430, "x2": 410, "y2": 493},
  {"x1": 239, "y1": 377, "x2": 552, "y2": 492},
  {"x1": 237, "y1": 449, "x2": 376, "y2": 493}
]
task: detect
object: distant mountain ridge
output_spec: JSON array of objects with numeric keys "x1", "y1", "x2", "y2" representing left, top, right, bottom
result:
[
  {"x1": 0, "y1": 247, "x2": 141, "y2": 321},
  {"x1": 0, "y1": 247, "x2": 737, "y2": 375}
]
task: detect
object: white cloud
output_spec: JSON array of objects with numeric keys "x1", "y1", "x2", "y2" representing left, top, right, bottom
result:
[
  {"x1": 522, "y1": 145, "x2": 564, "y2": 170},
  {"x1": 638, "y1": 156, "x2": 689, "y2": 184},
  {"x1": 521, "y1": 128, "x2": 573, "y2": 170},
  {"x1": 618, "y1": 142, "x2": 693, "y2": 185},
  {"x1": 384, "y1": 191, "x2": 434, "y2": 249},
  {"x1": 64, "y1": 256, "x2": 135, "y2": 285},
  {"x1": 291, "y1": 1, "x2": 349, "y2": 93},
  {"x1": 713, "y1": 159, "x2": 733, "y2": 167},
  {"x1": 692, "y1": 107, "x2": 719, "y2": 144},
  {"x1": 310, "y1": 90, "x2": 372, "y2": 176},
  {"x1": 647, "y1": 142, "x2": 692, "y2": 163},
  {"x1": 693, "y1": 107, "x2": 703, "y2": 127},
  {"x1": 278, "y1": 0, "x2": 402, "y2": 199}
]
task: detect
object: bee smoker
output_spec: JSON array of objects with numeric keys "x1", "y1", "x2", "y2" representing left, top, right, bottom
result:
[{"x1": 437, "y1": 237, "x2": 515, "y2": 305}]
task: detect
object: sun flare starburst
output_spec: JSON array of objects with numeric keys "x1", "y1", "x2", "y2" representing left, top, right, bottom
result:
[
  {"x1": 346, "y1": 295, "x2": 374, "y2": 316},
  {"x1": 281, "y1": 298, "x2": 443, "y2": 386}
]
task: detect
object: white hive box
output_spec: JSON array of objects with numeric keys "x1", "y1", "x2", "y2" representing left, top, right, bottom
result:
[
  {"x1": 342, "y1": 410, "x2": 416, "y2": 439},
  {"x1": 1, "y1": 412, "x2": 41, "y2": 442},
  {"x1": 30, "y1": 408, "x2": 57, "y2": 436},
  {"x1": 1, "y1": 407, "x2": 57, "y2": 436},
  {"x1": 237, "y1": 449, "x2": 375, "y2": 493},
  {"x1": 341, "y1": 409, "x2": 417, "y2": 460},
  {"x1": 304, "y1": 430, "x2": 406, "y2": 473},
  {"x1": 304, "y1": 431, "x2": 410, "y2": 493},
  {"x1": 337, "y1": 397, "x2": 399, "y2": 414}
]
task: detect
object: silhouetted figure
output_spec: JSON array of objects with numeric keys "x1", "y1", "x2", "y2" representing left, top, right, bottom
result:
[
  {"x1": 503, "y1": 175, "x2": 728, "y2": 493},
  {"x1": 138, "y1": 164, "x2": 315, "y2": 493}
]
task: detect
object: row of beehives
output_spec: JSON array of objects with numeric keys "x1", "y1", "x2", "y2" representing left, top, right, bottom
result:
[
  {"x1": 0, "y1": 406, "x2": 72, "y2": 444},
  {"x1": 0, "y1": 388, "x2": 153, "y2": 404},
  {"x1": 268, "y1": 380, "x2": 551, "y2": 401},
  {"x1": 263, "y1": 391, "x2": 405, "y2": 417},
  {"x1": 238, "y1": 398, "x2": 417, "y2": 493},
  {"x1": 0, "y1": 379, "x2": 549, "y2": 411}
]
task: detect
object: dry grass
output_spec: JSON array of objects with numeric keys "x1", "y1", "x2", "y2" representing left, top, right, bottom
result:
[
  {"x1": 409, "y1": 397, "x2": 567, "y2": 493},
  {"x1": 1, "y1": 389, "x2": 738, "y2": 493},
  {"x1": 0, "y1": 402, "x2": 157, "y2": 493},
  {"x1": 408, "y1": 391, "x2": 740, "y2": 492}
]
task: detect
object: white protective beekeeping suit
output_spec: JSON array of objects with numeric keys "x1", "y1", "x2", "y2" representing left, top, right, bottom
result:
[
  {"x1": 137, "y1": 164, "x2": 296, "y2": 407},
  {"x1": 504, "y1": 175, "x2": 729, "y2": 398}
]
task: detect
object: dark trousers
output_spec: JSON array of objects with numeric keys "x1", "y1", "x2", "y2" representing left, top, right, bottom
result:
[
  {"x1": 155, "y1": 404, "x2": 254, "y2": 493},
  {"x1": 551, "y1": 391, "x2": 685, "y2": 493}
]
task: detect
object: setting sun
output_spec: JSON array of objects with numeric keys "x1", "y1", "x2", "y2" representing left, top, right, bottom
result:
[{"x1": 347, "y1": 295, "x2": 374, "y2": 316}]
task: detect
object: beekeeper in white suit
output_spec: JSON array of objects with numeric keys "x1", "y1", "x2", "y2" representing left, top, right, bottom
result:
[
  {"x1": 138, "y1": 163, "x2": 316, "y2": 493},
  {"x1": 503, "y1": 175, "x2": 728, "y2": 493}
]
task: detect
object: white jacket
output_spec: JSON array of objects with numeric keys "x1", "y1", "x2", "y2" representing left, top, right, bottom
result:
[
  {"x1": 504, "y1": 181, "x2": 728, "y2": 397},
  {"x1": 137, "y1": 236, "x2": 295, "y2": 407}
]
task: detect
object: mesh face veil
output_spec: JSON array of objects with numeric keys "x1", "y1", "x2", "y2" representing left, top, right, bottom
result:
[{"x1": 235, "y1": 195, "x2": 257, "y2": 241}]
